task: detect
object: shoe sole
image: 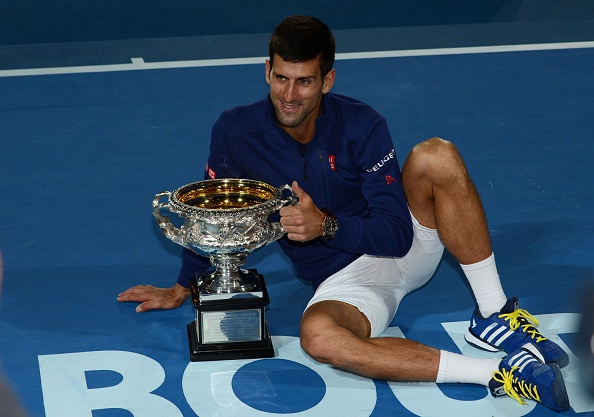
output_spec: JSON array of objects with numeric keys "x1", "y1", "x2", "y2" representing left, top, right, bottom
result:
[
  {"x1": 551, "y1": 354, "x2": 570, "y2": 369},
  {"x1": 549, "y1": 363, "x2": 570, "y2": 412},
  {"x1": 465, "y1": 328, "x2": 500, "y2": 352}
]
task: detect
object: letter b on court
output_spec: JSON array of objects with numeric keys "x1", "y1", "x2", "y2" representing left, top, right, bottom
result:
[{"x1": 38, "y1": 350, "x2": 182, "y2": 417}]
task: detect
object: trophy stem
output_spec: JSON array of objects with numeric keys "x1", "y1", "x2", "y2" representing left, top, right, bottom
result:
[{"x1": 200, "y1": 253, "x2": 260, "y2": 293}]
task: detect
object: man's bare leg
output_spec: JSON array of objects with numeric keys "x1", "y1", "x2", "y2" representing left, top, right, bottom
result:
[
  {"x1": 401, "y1": 137, "x2": 492, "y2": 265},
  {"x1": 401, "y1": 137, "x2": 507, "y2": 320},
  {"x1": 300, "y1": 300, "x2": 440, "y2": 381},
  {"x1": 401, "y1": 137, "x2": 507, "y2": 319}
]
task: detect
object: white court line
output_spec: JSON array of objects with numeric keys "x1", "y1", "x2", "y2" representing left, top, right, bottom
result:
[{"x1": 1, "y1": 41, "x2": 593, "y2": 78}]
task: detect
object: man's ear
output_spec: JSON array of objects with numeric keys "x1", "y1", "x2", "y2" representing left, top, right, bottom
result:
[
  {"x1": 322, "y1": 69, "x2": 336, "y2": 94},
  {"x1": 265, "y1": 59, "x2": 271, "y2": 85}
]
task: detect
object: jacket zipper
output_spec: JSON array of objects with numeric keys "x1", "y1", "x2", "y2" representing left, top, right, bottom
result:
[
  {"x1": 302, "y1": 157, "x2": 308, "y2": 180},
  {"x1": 318, "y1": 150, "x2": 329, "y2": 208}
]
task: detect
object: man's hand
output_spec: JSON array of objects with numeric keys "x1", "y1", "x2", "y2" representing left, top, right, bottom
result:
[
  {"x1": 279, "y1": 181, "x2": 325, "y2": 242},
  {"x1": 117, "y1": 283, "x2": 190, "y2": 313}
]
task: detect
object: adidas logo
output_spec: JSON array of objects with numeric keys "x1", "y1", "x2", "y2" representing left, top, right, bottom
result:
[{"x1": 522, "y1": 342, "x2": 545, "y2": 364}]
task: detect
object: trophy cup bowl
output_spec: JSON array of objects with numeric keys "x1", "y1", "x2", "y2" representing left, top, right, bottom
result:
[{"x1": 152, "y1": 178, "x2": 297, "y2": 361}]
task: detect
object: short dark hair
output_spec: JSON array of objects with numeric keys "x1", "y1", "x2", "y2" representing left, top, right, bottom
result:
[{"x1": 269, "y1": 15, "x2": 335, "y2": 78}]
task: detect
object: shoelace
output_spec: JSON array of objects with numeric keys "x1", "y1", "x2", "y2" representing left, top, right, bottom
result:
[
  {"x1": 492, "y1": 366, "x2": 541, "y2": 405},
  {"x1": 498, "y1": 309, "x2": 547, "y2": 343}
]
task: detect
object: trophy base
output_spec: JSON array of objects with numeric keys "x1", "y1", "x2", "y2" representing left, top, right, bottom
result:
[
  {"x1": 187, "y1": 268, "x2": 275, "y2": 362},
  {"x1": 187, "y1": 322, "x2": 274, "y2": 362}
]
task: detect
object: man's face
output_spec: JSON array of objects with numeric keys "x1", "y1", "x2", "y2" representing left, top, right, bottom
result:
[{"x1": 266, "y1": 55, "x2": 335, "y2": 141}]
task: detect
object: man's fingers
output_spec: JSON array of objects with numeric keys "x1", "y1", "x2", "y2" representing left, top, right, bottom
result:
[
  {"x1": 119, "y1": 284, "x2": 189, "y2": 312},
  {"x1": 135, "y1": 300, "x2": 160, "y2": 313},
  {"x1": 292, "y1": 181, "x2": 312, "y2": 203},
  {"x1": 292, "y1": 180, "x2": 303, "y2": 196},
  {"x1": 117, "y1": 285, "x2": 153, "y2": 301}
]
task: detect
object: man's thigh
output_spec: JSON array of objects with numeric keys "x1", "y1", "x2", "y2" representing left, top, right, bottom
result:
[
  {"x1": 302, "y1": 299, "x2": 371, "y2": 339},
  {"x1": 305, "y1": 255, "x2": 405, "y2": 337}
]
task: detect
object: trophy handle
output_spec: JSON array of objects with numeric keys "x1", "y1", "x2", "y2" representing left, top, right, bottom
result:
[
  {"x1": 152, "y1": 191, "x2": 189, "y2": 249},
  {"x1": 276, "y1": 184, "x2": 299, "y2": 207},
  {"x1": 268, "y1": 184, "x2": 299, "y2": 241}
]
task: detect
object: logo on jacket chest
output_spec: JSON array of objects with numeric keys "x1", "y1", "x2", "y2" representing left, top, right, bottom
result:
[{"x1": 328, "y1": 155, "x2": 336, "y2": 171}]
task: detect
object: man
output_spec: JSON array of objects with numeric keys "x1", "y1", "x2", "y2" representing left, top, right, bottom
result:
[{"x1": 119, "y1": 15, "x2": 570, "y2": 412}]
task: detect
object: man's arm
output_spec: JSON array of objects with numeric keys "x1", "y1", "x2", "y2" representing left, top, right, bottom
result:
[{"x1": 322, "y1": 116, "x2": 413, "y2": 257}]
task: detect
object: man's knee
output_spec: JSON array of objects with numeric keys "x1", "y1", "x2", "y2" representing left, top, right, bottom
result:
[
  {"x1": 300, "y1": 313, "x2": 337, "y2": 365},
  {"x1": 410, "y1": 137, "x2": 460, "y2": 167},
  {"x1": 300, "y1": 302, "x2": 369, "y2": 367},
  {"x1": 405, "y1": 137, "x2": 468, "y2": 182}
]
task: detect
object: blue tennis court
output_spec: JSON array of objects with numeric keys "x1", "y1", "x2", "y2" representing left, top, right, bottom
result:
[{"x1": 1, "y1": 2, "x2": 594, "y2": 416}]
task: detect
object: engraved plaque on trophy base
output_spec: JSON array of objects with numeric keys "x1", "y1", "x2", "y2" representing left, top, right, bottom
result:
[{"x1": 187, "y1": 269, "x2": 274, "y2": 362}]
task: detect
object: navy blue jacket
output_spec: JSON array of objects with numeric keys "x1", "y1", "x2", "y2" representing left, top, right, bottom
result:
[{"x1": 177, "y1": 93, "x2": 413, "y2": 290}]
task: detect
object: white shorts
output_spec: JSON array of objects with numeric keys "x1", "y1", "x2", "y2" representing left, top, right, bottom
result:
[{"x1": 305, "y1": 213, "x2": 445, "y2": 337}]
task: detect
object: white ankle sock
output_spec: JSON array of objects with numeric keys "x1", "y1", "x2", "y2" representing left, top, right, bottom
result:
[
  {"x1": 460, "y1": 252, "x2": 507, "y2": 318},
  {"x1": 436, "y1": 350, "x2": 501, "y2": 386}
]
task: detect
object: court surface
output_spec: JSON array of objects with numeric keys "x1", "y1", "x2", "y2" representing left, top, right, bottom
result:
[{"x1": 1, "y1": 3, "x2": 594, "y2": 417}]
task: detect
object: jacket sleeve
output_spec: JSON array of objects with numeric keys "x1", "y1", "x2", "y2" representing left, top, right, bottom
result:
[
  {"x1": 329, "y1": 117, "x2": 413, "y2": 257},
  {"x1": 176, "y1": 248, "x2": 212, "y2": 288}
]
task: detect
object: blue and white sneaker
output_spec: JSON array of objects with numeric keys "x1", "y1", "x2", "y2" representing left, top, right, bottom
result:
[
  {"x1": 465, "y1": 297, "x2": 569, "y2": 368},
  {"x1": 490, "y1": 348, "x2": 570, "y2": 412}
]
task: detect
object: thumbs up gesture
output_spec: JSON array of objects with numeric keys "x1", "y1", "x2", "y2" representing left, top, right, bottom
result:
[{"x1": 279, "y1": 181, "x2": 325, "y2": 242}]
